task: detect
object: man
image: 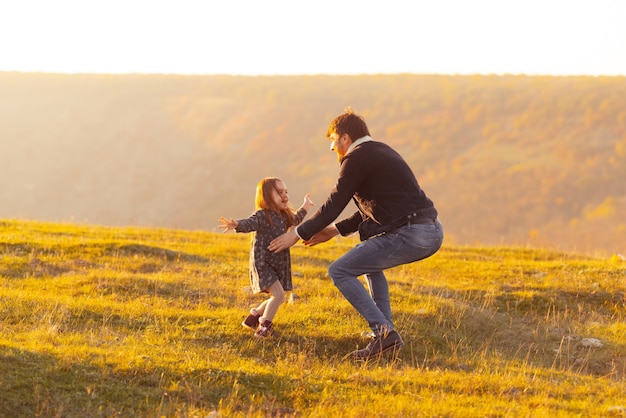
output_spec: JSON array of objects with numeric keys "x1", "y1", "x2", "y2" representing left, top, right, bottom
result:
[{"x1": 268, "y1": 108, "x2": 443, "y2": 360}]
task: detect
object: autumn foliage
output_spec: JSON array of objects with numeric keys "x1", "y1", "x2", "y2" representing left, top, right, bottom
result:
[{"x1": 0, "y1": 72, "x2": 624, "y2": 255}]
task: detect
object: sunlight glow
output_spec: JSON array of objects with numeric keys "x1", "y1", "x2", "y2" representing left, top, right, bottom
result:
[{"x1": 0, "y1": 0, "x2": 625, "y2": 76}]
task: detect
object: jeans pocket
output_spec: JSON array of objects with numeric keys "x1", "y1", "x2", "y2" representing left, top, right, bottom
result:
[{"x1": 389, "y1": 224, "x2": 443, "y2": 262}]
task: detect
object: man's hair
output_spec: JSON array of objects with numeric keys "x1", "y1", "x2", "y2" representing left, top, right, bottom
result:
[{"x1": 326, "y1": 107, "x2": 370, "y2": 140}]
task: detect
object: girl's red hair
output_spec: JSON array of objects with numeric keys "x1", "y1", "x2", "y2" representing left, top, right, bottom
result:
[{"x1": 255, "y1": 177, "x2": 296, "y2": 227}]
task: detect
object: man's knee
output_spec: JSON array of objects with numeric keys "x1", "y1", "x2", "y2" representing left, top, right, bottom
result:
[
  {"x1": 328, "y1": 261, "x2": 337, "y2": 280},
  {"x1": 328, "y1": 261, "x2": 347, "y2": 285}
]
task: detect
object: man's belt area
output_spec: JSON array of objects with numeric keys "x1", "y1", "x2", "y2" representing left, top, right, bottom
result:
[
  {"x1": 362, "y1": 213, "x2": 438, "y2": 239},
  {"x1": 406, "y1": 217, "x2": 437, "y2": 225},
  {"x1": 405, "y1": 212, "x2": 438, "y2": 225}
]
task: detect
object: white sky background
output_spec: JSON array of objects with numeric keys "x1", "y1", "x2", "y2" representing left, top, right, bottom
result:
[{"x1": 0, "y1": 0, "x2": 625, "y2": 76}]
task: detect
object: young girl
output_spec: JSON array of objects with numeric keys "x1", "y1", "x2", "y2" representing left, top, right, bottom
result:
[{"x1": 218, "y1": 177, "x2": 314, "y2": 338}]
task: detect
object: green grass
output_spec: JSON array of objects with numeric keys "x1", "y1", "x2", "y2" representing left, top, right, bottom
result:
[{"x1": 0, "y1": 219, "x2": 625, "y2": 417}]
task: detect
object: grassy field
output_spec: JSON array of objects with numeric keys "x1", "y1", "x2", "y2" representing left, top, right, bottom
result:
[{"x1": 0, "y1": 219, "x2": 624, "y2": 417}]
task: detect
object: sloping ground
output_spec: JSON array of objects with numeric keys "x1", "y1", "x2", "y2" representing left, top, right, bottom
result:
[{"x1": 0, "y1": 219, "x2": 624, "y2": 416}]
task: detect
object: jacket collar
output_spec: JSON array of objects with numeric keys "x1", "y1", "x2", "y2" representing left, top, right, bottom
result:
[{"x1": 346, "y1": 135, "x2": 373, "y2": 156}]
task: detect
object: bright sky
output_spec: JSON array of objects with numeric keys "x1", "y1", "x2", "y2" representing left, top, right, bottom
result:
[{"x1": 1, "y1": 0, "x2": 625, "y2": 76}]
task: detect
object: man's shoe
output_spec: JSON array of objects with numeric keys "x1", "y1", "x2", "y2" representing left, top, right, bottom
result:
[
  {"x1": 350, "y1": 330, "x2": 404, "y2": 361},
  {"x1": 242, "y1": 309, "x2": 261, "y2": 330}
]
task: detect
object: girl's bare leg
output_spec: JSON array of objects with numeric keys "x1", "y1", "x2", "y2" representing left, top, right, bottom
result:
[
  {"x1": 253, "y1": 299, "x2": 269, "y2": 317},
  {"x1": 259, "y1": 280, "x2": 285, "y2": 323}
]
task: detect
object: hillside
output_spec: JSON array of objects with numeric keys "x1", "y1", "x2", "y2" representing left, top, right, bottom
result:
[
  {"x1": 1, "y1": 72, "x2": 625, "y2": 256},
  {"x1": 0, "y1": 220, "x2": 624, "y2": 416}
]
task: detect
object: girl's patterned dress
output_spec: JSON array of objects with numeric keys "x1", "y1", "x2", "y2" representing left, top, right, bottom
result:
[{"x1": 235, "y1": 208, "x2": 307, "y2": 293}]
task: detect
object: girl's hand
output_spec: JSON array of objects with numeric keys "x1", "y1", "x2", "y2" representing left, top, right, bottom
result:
[
  {"x1": 218, "y1": 217, "x2": 238, "y2": 233},
  {"x1": 303, "y1": 194, "x2": 315, "y2": 211}
]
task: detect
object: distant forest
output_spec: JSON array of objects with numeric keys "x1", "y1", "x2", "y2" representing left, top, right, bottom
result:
[{"x1": 1, "y1": 72, "x2": 624, "y2": 256}]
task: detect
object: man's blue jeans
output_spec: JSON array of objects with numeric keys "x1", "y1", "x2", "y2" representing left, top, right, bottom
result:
[{"x1": 328, "y1": 219, "x2": 443, "y2": 335}]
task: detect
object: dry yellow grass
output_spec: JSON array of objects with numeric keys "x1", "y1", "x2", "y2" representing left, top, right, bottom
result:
[{"x1": 0, "y1": 219, "x2": 624, "y2": 417}]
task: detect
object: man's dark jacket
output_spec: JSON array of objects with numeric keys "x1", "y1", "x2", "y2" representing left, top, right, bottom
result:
[{"x1": 296, "y1": 140, "x2": 438, "y2": 241}]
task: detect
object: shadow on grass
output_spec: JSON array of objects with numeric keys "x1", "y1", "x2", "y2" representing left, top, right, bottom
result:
[
  {"x1": 0, "y1": 346, "x2": 154, "y2": 416},
  {"x1": 109, "y1": 244, "x2": 209, "y2": 263},
  {"x1": 1, "y1": 242, "x2": 209, "y2": 264},
  {"x1": 391, "y1": 285, "x2": 626, "y2": 379},
  {"x1": 0, "y1": 243, "x2": 209, "y2": 280},
  {"x1": 0, "y1": 345, "x2": 300, "y2": 417}
]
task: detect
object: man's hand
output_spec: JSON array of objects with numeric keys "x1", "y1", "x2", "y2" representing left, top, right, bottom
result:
[
  {"x1": 268, "y1": 228, "x2": 299, "y2": 252},
  {"x1": 303, "y1": 225, "x2": 339, "y2": 247}
]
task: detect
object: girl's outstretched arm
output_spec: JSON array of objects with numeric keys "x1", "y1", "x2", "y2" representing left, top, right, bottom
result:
[
  {"x1": 217, "y1": 217, "x2": 238, "y2": 233},
  {"x1": 299, "y1": 194, "x2": 315, "y2": 212}
]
